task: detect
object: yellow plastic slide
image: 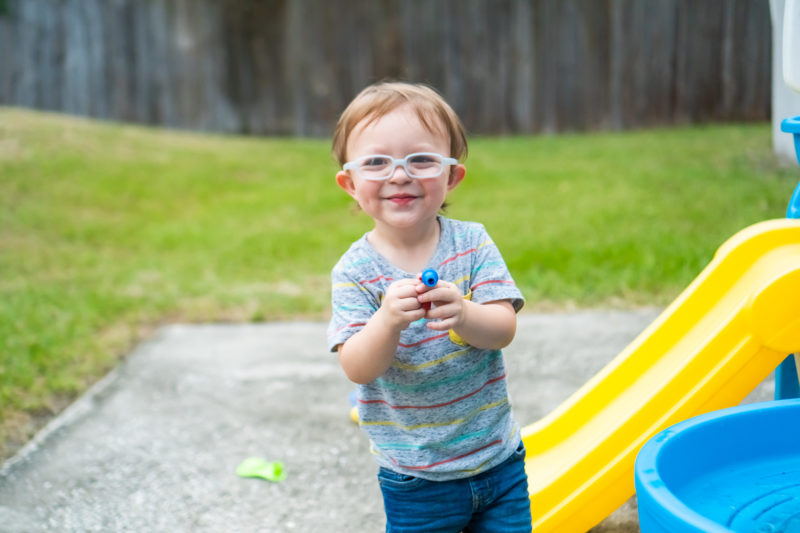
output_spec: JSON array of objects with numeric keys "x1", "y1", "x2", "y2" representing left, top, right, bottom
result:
[{"x1": 521, "y1": 218, "x2": 800, "y2": 532}]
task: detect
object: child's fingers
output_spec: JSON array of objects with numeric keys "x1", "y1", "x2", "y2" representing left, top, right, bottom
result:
[
  {"x1": 415, "y1": 280, "x2": 435, "y2": 294},
  {"x1": 424, "y1": 300, "x2": 460, "y2": 320},
  {"x1": 389, "y1": 279, "x2": 424, "y2": 299},
  {"x1": 417, "y1": 283, "x2": 459, "y2": 306},
  {"x1": 393, "y1": 295, "x2": 425, "y2": 313},
  {"x1": 425, "y1": 315, "x2": 457, "y2": 331},
  {"x1": 384, "y1": 282, "x2": 426, "y2": 318}
]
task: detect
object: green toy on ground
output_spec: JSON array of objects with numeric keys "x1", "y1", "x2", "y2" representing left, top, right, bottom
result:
[{"x1": 236, "y1": 457, "x2": 287, "y2": 482}]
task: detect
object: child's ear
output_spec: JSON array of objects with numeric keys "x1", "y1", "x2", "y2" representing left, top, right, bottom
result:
[
  {"x1": 336, "y1": 171, "x2": 357, "y2": 198},
  {"x1": 447, "y1": 164, "x2": 466, "y2": 192}
]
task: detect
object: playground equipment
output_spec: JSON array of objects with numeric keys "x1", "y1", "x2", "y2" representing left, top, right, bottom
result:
[
  {"x1": 785, "y1": 0, "x2": 800, "y2": 93},
  {"x1": 520, "y1": 218, "x2": 800, "y2": 532},
  {"x1": 630, "y1": 4, "x2": 800, "y2": 531},
  {"x1": 523, "y1": 3, "x2": 800, "y2": 530},
  {"x1": 775, "y1": 0, "x2": 800, "y2": 393},
  {"x1": 775, "y1": 114, "x2": 800, "y2": 399},
  {"x1": 635, "y1": 399, "x2": 800, "y2": 532}
]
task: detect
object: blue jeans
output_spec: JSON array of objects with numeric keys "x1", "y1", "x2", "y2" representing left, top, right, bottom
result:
[{"x1": 377, "y1": 442, "x2": 532, "y2": 532}]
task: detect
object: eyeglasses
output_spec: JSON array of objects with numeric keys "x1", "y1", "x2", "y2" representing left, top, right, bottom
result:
[{"x1": 343, "y1": 153, "x2": 458, "y2": 180}]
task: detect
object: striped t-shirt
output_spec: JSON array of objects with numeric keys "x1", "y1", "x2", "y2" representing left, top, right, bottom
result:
[{"x1": 327, "y1": 217, "x2": 525, "y2": 481}]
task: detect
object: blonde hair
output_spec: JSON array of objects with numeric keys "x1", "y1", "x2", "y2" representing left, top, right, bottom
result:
[{"x1": 332, "y1": 81, "x2": 468, "y2": 166}]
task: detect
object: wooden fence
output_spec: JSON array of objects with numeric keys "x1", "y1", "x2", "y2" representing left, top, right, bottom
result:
[{"x1": 0, "y1": 0, "x2": 772, "y2": 136}]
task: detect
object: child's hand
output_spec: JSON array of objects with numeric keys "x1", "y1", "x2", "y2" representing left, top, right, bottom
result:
[
  {"x1": 377, "y1": 278, "x2": 426, "y2": 331},
  {"x1": 416, "y1": 278, "x2": 466, "y2": 331}
]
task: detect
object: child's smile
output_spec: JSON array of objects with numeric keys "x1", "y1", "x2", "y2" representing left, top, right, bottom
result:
[{"x1": 384, "y1": 192, "x2": 419, "y2": 205}]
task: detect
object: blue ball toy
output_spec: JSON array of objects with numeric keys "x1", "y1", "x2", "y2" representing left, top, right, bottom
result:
[{"x1": 421, "y1": 269, "x2": 439, "y2": 287}]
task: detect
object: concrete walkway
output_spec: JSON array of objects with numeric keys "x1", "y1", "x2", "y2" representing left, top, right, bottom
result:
[{"x1": 0, "y1": 310, "x2": 773, "y2": 532}]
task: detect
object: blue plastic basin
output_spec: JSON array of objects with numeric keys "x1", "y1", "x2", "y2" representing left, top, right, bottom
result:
[{"x1": 635, "y1": 400, "x2": 800, "y2": 533}]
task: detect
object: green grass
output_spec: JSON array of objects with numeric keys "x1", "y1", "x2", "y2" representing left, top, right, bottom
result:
[{"x1": 1, "y1": 108, "x2": 797, "y2": 456}]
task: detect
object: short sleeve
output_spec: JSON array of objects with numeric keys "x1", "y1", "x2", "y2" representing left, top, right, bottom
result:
[
  {"x1": 468, "y1": 225, "x2": 525, "y2": 312},
  {"x1": 326, "y1": 262, "x2": 379, "y2": 352}
]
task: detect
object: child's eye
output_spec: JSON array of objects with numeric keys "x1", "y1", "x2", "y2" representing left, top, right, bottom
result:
[
  {"x1": 407, "y1": 155, "x2": 441, "y2": 174},
  {"x1": 362, "y1": 156, "x2": 390, "y2": 168},
  {"x1": 408, "y1": 155, "x2": 436, "y2": 165}
]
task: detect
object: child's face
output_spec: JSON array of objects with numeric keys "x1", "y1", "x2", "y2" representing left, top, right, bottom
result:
[{"x1": 336, "y1": 104, "x2": 465, "y2": 235}]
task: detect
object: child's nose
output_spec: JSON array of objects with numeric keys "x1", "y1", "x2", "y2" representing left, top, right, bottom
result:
[{"x1": 387, "y1": 164, "x2": 411, "y2": 183}]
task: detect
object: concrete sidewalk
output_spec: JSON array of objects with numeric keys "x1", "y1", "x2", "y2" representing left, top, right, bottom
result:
[{"x1": 0, "y1": 310, "x2": 773, "y2": 532}]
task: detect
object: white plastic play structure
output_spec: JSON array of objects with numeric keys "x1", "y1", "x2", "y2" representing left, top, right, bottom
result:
[{"x1": 784, "y1": 0, "x2": 800, "y2": 92}]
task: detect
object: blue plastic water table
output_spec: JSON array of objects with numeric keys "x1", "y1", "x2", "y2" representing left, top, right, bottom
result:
[{"x1": 635, "y1": 400, "x2": 800, "y2": 532}]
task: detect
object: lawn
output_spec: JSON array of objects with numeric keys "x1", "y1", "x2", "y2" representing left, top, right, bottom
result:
[{"x1": 1, "y1": 108, "x2": 797, "y2": 458}]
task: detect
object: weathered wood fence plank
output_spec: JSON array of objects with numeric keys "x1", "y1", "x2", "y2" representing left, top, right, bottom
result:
[{"x1": 0, "y1": 0, "x2": 771, "y2": 136}]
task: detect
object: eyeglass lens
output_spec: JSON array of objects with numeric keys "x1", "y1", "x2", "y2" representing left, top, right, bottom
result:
[{"x1": 357, "y1": 154, "x2": 445, "y2": 179}]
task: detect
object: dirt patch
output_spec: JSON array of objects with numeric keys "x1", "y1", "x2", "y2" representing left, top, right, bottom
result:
[{"x1": 1, "y1": 394, "x2": 73, "y2": 462}]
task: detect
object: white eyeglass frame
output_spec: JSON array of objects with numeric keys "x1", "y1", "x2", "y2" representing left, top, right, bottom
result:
[{"x1": 343, "y1": 152, "x2": 458, "y2": 181}]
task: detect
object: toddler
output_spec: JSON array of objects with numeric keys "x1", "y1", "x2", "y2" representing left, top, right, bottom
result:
[{"x1": 327, "y1": 81, "x2": 531, "y2": 532}]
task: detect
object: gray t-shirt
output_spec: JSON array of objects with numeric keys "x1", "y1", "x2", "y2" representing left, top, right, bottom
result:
[{"x1": 327, "y1": 217, "x2": 525, "y2": 481}]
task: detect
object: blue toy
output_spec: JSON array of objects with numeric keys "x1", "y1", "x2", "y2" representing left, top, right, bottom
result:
[
  {"x1": 635, "y1": 400, "x2": 800, "y2": 532},
  {"x1": 421, "y1": 269, "x2": 439, "y2": 287},
  {"x1": 420, "y1": 269, "x2": 439, "y2": 311}
]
